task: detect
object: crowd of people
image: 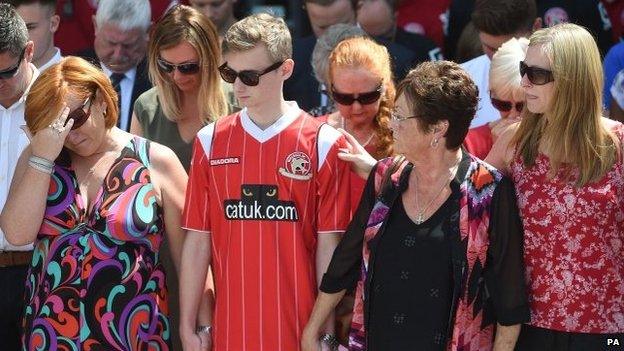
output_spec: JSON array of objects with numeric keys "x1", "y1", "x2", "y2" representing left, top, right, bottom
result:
[{"x1": 1, "y1": 0, "x2": 624, "y2": 351}]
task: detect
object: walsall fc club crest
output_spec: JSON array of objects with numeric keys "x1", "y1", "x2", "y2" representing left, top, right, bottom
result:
[{"x1": 279, "y1": 151, "x2": 312, "y2": 180}]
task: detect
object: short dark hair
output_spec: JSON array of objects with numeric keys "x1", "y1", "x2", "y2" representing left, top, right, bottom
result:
[
  {"x1": 2, "y1": 0, "x2": 56, "y2": 10},
  {"x1": 0, "y1": 3, "x2": 28, "y2": 56},
  {"x1": 472, "y1": 0, "x2": 537, "y2": 36},
  {"x1": 397, "y1": 61, "x2": 478, "y2": 150}
]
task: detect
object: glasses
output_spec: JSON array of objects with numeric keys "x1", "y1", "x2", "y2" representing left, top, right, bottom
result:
[
  {"x1": 0, "y1": 48, "x2": 26, "y2": 80},
  {"x1": 218, "y1": 61, "x2": 284, "y2": 86},
  {"x1": 64, "y1": 95, "x2": 93, "y2": 130},
  {"x1": 330, "y1": 84, "x2": 383, "y2": 105},
  {"x1": 490, "y1": 94, "x2": 524, "y2": 113},
  {"x1": 157, "y1": 58, "x2": 201, "y2": 75},
  {"x1": 391, "y1": 111, "x2": 418, "y2": 122},
  {"x1": 519, "y1": 61, "x2": 554, "y2": 85}
]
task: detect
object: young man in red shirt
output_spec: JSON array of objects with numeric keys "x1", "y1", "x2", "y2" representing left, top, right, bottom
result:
[{"x1": 179, "y1": 13, "x2": 351, "y2": 351}]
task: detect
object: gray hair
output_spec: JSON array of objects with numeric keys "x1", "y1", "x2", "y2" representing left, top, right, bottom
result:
[
  {"x1": 0, "y1": 3, "x2": 28, "y2": 56},
  {"x1": 95, "y1": 0, "x2": 151, "y2": 32},
  {"x1": 312, "y1": 23, "x2": 366, "y2": 84}
]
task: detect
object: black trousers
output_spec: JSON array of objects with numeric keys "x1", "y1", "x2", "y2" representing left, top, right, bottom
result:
[
  {"x1": 0, "y1": 265, "x2": 28, "y2": 351},
  {"x1": 516, "y1": 324, "x2": 624, "y2": 351}
]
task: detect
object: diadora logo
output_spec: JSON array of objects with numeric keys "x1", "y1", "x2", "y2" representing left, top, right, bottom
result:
[
  {"x1": 210, "y1": 157, "x2": 240, "y2": 166},
  {"x1": 224, "y1": 184, "x2": 299, "y2": 221},
  {"x1": 279, "y1": 151, "x2": 312, "y2": 180}
]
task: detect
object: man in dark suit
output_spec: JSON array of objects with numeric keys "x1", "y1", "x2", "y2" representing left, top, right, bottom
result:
[
  {"x1": 81, "y1": 0, "x2": 151, "y2": 132},
  {"x1": 284, "y1": 0, "x2": 418, "y2": 112}
]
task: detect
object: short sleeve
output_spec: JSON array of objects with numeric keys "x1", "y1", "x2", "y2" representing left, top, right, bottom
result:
[
  {"x1": 316, "y1": 125, "x2": 351, "y2": 234},
  {"x1": 611, "y1": 70, "x2": 624, "y2": 110},
  {"x1": 484, "y1": 176, "x2": 530, "y2": 326},
  {"x1": 320, "y1": 164, "x2": 378, "y2": 293},
  {"x1": 181, "y1": 137, "x2": 211, "y2": 233}
]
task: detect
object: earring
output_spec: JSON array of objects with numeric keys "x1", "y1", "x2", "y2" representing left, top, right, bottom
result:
[{"x1": 430, "y1": 138, "x2": 439, "y2": 148}]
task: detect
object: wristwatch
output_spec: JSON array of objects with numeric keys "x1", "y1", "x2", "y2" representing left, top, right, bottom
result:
[
  {"x1": 196, "y1": 325, "x2": 212, "y2": 335},
  {"x1": 319, "y1": 333, "x2": 339, "y2": 350}
]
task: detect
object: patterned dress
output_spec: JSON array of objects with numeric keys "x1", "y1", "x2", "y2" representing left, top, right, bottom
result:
[{"x1": 22, "y1": 137, "x2": 171, "y2": 351}]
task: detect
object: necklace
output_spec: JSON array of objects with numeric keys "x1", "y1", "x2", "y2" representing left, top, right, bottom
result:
[
  {"x1": 80, "y1": 151, "x2": 118, "y2": 185},
  {"x1": 341, "y1": 116, "x2": 374, "y2": 147},
  {"x1": 413, "y1": 156, "x2": 462, "y2": 225}
]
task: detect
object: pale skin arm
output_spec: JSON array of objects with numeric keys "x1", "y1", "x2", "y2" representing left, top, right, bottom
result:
[
  {"x1": 301, "y1": 290, "x2": 347, "y2": 351},
  {"x1": 493, "y1": 324, "x2": 521, "y2": 351},
  {"x1": 130, "y1": 112, "x2": 144, "y2": 136},
  {"x1": 316, "y1": 233, "x2": 341, "y2": 336},
  {"x1": 1, "y1": 108, "x2": 74, "y2": 245},
  {"x1": 179, "y1": 230, "x2": 212, "y2": 351}
]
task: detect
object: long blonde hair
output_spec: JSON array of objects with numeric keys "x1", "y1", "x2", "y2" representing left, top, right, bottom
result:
[
  {"x1": 148, "y1": 5, "x2": 227, "y2": 123},
  {"x1": 512, "y1": 23, "x2": 616, "y2": 186},
  {"x1": 328, "y1": 36, "x2": 395, "y2": 159}
]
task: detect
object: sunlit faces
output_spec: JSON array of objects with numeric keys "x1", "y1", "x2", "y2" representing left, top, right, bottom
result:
[
  {"x1": 16, "y1": 2, "x2": 59, "y2": 67},
  {"x1": 521, "y1": 44, "x2": 555, "y2": 115},
  {"x1": 222, "y1": 45, "x2": 292, "y2": 109},
  {"x1": 357, "y1": 0, "x2": 394, "y2": 37},
  {"x1": 331, "y1": 66, "x2": 382, "y2": 128},
  {"x1": 390, "y1": 93, "x2": 429, "y2": 155},
  {"x1": 490, "y1": 90, "x2": 523, "y2": 119},
  {"x1": 159, "y1": 41, "x2": 201, "y2": 92},
  {"x1": 64, "y1": 92, "x2": 108, "y2": 156},
  {"x1": 0, "y1": 43, "x2": 33, "y2": 107},
  {"x1": 306, "y1": 0, "x2": 356, "y2": 37},
  {"x1": 93, "y1": 22, "x2": 147, "y2": 73}
]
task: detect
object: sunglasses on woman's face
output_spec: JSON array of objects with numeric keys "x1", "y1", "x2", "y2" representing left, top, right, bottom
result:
[
  {"x1": 157, "y1": 58, "x2": 200, "y2": 75},
  {"x1": 218, "y1": 61, "x2": 284, "y2": 86},
  {"x1": 490, "y1": 94, "x2": 524, "y2": 113},
  {"x1": 330, "y1": 84, "x2": 383, "y2": 106},
  {"x1": 0, "y1": 48, "x2": 25, "y2": 80},
  {"x1": 519, "y1": 61, "x2": 554, "y2": 85},
  {"x1": 64, "y1": 96, "x2": 93, "y2": 130}
]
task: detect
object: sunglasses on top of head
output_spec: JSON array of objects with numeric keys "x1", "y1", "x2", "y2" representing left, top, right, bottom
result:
[
  {"x1": 330, "y1": 84, "x2": 383, "y2": 105},
  {"x1": 490, "y1": 93, "x2": 524, "y2": 113},
  {"x1": 0, "y1": 47, "x2": 26, "y2": 80},
  {"x1": 519, "y1": 61, "x2": 554, "y2": 85},
  {"x1": 218, "y1": 61, "x2": 284, "y2": 86},
  {"x1": 64, "y1": 94, "x2": 94, "y2": 130},
  {"x1": 157, "y1": 58, "x2": 201, "y2": 75}
]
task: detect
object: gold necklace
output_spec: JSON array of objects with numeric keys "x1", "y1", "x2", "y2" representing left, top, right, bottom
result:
[
  {"x1": 341, "y1": 116, "x2": 374, "y2": 147},
  {"x1": 413, "y1": 156, "x2": 461, "y2": 225}
]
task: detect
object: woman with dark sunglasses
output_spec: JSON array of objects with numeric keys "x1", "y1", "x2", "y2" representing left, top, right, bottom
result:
[
  {"x1": 486, "y1": 23, "x2": 624, "y2": 350},
  {"x1": 131, "y1": 5, "x2": 231, "y2": 171},
  {"x1": 302, "y1": 60, "x2": 529, "y2": 351},
  {"x1": 0, "y1": 56, "x2": 188, "y2": 350},
  {"x1": 463, "y1": 37, "x2": 528, "y2": 160}
]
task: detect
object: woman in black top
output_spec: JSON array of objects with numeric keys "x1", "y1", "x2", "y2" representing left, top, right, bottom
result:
[{"x1": 301, "y1": 61, "x2": 529, "y2": 351}]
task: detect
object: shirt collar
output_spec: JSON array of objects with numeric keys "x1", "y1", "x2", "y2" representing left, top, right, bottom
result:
[
  {"x1": 101, "y1": 64, "x2": 137, "y2": 83},
  {"x1": 38, "y1": 47, "x2": 62, "y2": 72}
]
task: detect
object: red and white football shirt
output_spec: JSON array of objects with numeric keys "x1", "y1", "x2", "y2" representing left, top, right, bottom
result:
[{"x1": 182, "y1": 102, "x2": 351, "y2": 351}]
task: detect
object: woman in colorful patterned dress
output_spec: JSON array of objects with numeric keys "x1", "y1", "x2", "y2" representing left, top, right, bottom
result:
[
  {"x1": 486, "y1": 23, "x2": 624, "y2": 350},
  {"x1": 0, "y1": 56, "x2": 188, "y2": 350},
  {"x1": 301, "y1": 61, "x2": 529, "y2": 351}
]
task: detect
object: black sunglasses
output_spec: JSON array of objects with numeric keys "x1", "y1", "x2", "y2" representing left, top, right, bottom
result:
[
  {"x1": 490, "y1": 94, "x2": 524, "y2": 113},
  {"x1": 0, "y1": 48, "x2": 26, "y2": 80},
  {"x1": 157, "y1": 58, "x2": 200, "y2": 75},
  {"x1": 330, "y1": 84, "x2": 383, "y2": 106},
  {"x1": 218, "y1": 61, "x2": 284, "y2": 86},
  {"x1": 64, "y1": 95, "x2": 93, "y2": 130},
  {"x1": 519, "y1": 61, "x2": 554, "y2": 85}
]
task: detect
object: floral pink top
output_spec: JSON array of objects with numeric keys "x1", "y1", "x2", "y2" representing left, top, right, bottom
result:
[{"x1": 510, "y1": 123, "x2": 624, "y2": 333}]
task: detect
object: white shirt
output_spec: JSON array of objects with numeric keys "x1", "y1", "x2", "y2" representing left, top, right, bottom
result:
[
  {"x1": 101, "y1": 65, "x2": 137, "y2": 132},
  {"x1": 0, "y1": 64, "x2": 39, "y2": 251},
  {"x1": 461, "y1": 54, "x2": 499, "y2": 128},
  {"x1": 38, "y1": 47, "x2": 62, "y2": 72}
]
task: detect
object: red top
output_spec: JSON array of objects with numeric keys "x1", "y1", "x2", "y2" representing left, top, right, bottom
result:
[
  {"x1": 463, "y1": 124, "x2": 493, "y2": 160},
  {"x1": 396, "y1": 0, "x2": 451, "y2": 49},
  {"x1": 182, "y1": 107, "x2": 351, "y2": 350},
  {"x1": 510, "y1": 122, "x2": 624, "y2": 333}
]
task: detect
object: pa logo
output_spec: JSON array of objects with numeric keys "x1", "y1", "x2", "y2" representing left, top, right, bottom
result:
[{"x1": 607, "y1": 338, "x2": 621, "y2": 347}]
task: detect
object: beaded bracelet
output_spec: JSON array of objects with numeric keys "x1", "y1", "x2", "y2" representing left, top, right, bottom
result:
[
  {"x1": 29, "y1": 155, "x2": 54, "y2": 168},
  {"x1": 28, "y1": 158, "x2": 54, "y2": 175}
]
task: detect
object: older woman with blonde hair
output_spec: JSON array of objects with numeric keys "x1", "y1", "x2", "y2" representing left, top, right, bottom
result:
[
  {"x1": 131, "y1": 4, "x2": 229, "y2": 170},
  {"x1": 487, "y1": 23, "x2": 624, "y2": 349},
  {"x1": 0, "y1": 56, "x2": 187, "y2": 350}
]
